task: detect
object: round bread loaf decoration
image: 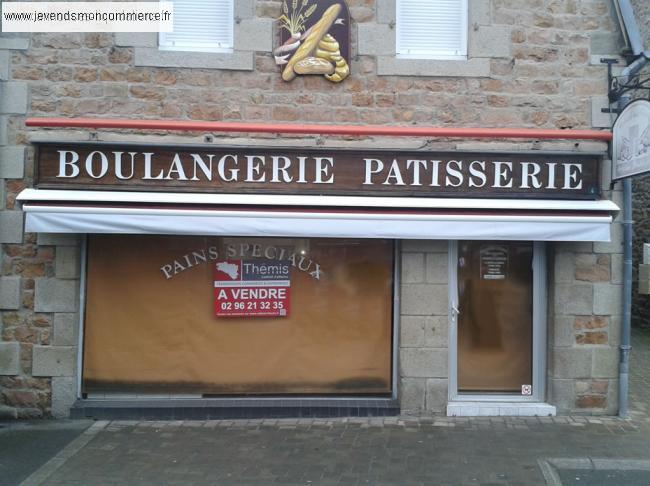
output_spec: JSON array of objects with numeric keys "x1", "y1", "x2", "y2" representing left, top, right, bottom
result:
[{"x1": 276, "y1": 1, "x2": 351, "y2": 83}]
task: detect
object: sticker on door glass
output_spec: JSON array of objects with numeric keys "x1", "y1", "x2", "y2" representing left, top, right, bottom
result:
[
  {"x1": 214, "y1": 260, "x2": 291, "y2": 318},
  {"x1": 521, "y1": 384, "x2": 532, "y2": 396},
  {"x1": 480, "y1": 245, "x2": 509, "y2": 280}
]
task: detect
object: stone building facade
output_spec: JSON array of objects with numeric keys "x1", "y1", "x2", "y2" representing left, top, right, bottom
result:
[
  {"x1": 628, "y1": 0, "x2": 650, "y2": 328},
  {"x1": 0, "y1": 0, "x2": 631, "y2": 418}
]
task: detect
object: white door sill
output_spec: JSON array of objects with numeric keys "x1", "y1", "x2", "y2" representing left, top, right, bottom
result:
[{"x1": 447, "y1": 401, "x2": 556, "y2": 417}]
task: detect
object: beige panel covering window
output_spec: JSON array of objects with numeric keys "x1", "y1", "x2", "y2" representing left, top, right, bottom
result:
[
  {"x1": 83, "y1": 235, "x2": 394, "y2": 396},
  {"x1": 457, "y1": 241, "x2": 533, "y2": 393}
]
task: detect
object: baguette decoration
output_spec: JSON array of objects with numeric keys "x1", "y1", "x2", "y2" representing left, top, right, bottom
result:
[{"x1": 278, "y1": 2, "x2": 350, "y2": 83}]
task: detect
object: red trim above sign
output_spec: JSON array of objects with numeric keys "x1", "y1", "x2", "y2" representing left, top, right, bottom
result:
[{"x1": 25, "y1": 118, "x2": 613, "y2": 141}]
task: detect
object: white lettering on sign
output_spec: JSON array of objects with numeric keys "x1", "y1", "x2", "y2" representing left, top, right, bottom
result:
[
  {"x1": 492, "y1": 161, "x2": 513, "y2": 188},
  {"x1": 445, "y1": 160, "x2": 463, "y2": 187},
  {"x1": 468, "y1": 161, "x2": 487, "y2": 188},
  {"x1": 114, "y1": 152, "x2": 137, "y2": 180},
  {"x1": 363, "y1": 158, "x2": 383, "y2": 185},
  {"x1": 160, "y1": 246, "x2": 219, "y2": 279},
  {"x1": 314, "y1": 157, "x2": 334, "y2": 184},
  {"x1": 230, "y1": 287, "x2": 287, "y2": 300},
  {"x1": 190, "y1": 153, "x2": 214, "y2": 181},
  {"x1": 85, "y1": 151, "x2": 109, "y2": 179},
  {"x1": 271, "y1": 156, "x2": 293, "y2": 183},
  {"x1": 57, "y1": 150, "x2": 80, "y2": 177},
  {"x1": 217, "y1": 154, "x2": 239, "y2": 181},
  {"x1": 562, "y1": 163, "x2": 583, "y2": 190},
  {"x1": 407, "y1": 159, "x2": 427, "y2": 186},
  {"x1": 52, "y1": 149, "x2": 589, "y2": 192}
]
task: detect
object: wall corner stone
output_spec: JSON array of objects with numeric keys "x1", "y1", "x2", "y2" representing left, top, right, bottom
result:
[
  {"x1": 32, "y1": 345, "x2": 76, "y2": 377},
  {"x1": 0, "y1": 276, "x2": 21, "y2": 309},
  {"x1": 0, "y1": 341, "x2": 21, "y2": 375}
]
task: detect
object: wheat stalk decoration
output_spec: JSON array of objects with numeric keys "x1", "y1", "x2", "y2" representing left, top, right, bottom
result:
[{"x1": 278, "y1": 0, "x2": 318, "y2": 36}]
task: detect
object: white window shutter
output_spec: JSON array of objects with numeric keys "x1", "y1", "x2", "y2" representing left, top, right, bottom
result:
[
  {"x1": 159, "y1": 0, "x2": 234, "y2": 53},
  {"x1": 396, "y1": 0, "x2": 468, "y2": 60}
]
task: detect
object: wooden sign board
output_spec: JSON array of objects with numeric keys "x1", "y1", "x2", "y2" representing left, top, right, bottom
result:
[{"x1": 34, "y1": 142, "x2": 601, "y2": 199}]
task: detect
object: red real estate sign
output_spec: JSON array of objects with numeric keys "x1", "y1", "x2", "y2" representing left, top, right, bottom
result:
[{"x1": 213, "y1": 259, "x2": 291, "y2": 318}]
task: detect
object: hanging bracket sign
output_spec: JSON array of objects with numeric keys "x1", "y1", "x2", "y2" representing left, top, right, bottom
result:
[
  {"x1": 213, "y1": 259, "x2": 291, "y2": 318},
  {"x1": 612, "y1": 99, "x2": 650, "y2": 181}
]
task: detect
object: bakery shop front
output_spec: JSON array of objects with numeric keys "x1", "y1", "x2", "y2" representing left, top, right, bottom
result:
[{"x1": 18, "y1": 142, "x2": 617, "y2": 418}]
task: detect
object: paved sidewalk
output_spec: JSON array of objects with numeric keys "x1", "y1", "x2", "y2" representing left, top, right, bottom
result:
[
  {"x1": 2, "y1": 327, "x2": 650, "y2": 485},
  {"x1": 21, "y1": 415, "x2": 650, "y2": 486},
  {"x1": 0, "y1": 420, "x2": 90, "y2": 486}
]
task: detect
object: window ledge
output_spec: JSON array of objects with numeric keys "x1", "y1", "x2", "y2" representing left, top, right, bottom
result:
[
  {"x1": 134, "y1": 48, "x2": 254, "y2": 70},
  {"x1": 377, "y1": 56, "x2": 490, "y2": 77},
  {"x1": 396, "y1": 54, "x2": 468, "y2": 62}
]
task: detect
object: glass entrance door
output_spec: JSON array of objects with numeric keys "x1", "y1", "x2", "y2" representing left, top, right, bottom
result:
[{"x1": 456, "y1": 241, "x2": 533, "y2": 394}]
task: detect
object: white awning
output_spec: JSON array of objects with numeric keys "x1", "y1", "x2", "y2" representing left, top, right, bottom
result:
[{"x1": 17, "y1": 189, "x2": 618, "y2": 242}]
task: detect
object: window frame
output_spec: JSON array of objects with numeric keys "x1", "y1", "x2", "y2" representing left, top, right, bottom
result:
[
  {"x1": 78, "y1": 235, "x2": 398, "y2": 398},
  {"x1": 395, "y1": 0, "x2": 469, "y2": 61},
  {"x1": 448, "y1": 241, "x2": 548, "y2": 404},
  {"x1": 158, "y1": 0, "x2": 234, "y2": 54}
]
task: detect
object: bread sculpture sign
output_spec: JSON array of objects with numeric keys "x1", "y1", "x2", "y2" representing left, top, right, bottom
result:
[{"x1": 276, "y1": 0, "x2": 351, "y2": 83}]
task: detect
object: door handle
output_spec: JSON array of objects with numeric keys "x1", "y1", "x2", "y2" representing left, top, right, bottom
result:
[{"x1": 452, "y1": 305, "x2": 460, "y2": 315}]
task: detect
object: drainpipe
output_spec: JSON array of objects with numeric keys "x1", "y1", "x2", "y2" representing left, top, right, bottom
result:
[
  {"x1": 613, "y1": 0, "x2": 649, "y2": 419},
  {"x1": 619, "y1": 129, "x2": 632, "y2": 419}
]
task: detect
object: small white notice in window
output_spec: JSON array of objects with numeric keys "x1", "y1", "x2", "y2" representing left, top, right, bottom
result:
[{"x1": 480, "y1": 245, "x2": 508, "y2": 280}]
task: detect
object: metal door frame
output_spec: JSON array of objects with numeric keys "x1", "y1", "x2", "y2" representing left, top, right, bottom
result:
[{"x1": 448, "y1": 241, "x2": 547, "y2": 403}]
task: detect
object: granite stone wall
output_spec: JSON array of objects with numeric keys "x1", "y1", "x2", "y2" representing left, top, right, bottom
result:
[
  {"x1": 399, "y1": 241, "x2": 449, "y2": 414},
  {"x1": 549, "y1": 167, "x2": 623, "y2": 415},
  {"x1": 0, "y1": 0, "x2": 626, "y2": 417}
]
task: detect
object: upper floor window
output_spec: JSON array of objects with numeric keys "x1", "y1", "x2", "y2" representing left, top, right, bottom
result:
[
  {"x1": 159, "y1": 0, "x2": 234, "y2": 53},
  {"x1": 396, "y1": 0, "x2": 468, "y2": 60}
]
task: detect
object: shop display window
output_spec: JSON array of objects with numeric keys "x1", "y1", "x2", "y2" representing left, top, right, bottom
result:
[{"x1": 82, "y1": 235, "x2": 394, "y2": 396}]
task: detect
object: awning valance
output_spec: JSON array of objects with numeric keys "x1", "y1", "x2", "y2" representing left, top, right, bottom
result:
[{"x1": 17, "y1": 189, "x2": 618, "y2": 242}]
